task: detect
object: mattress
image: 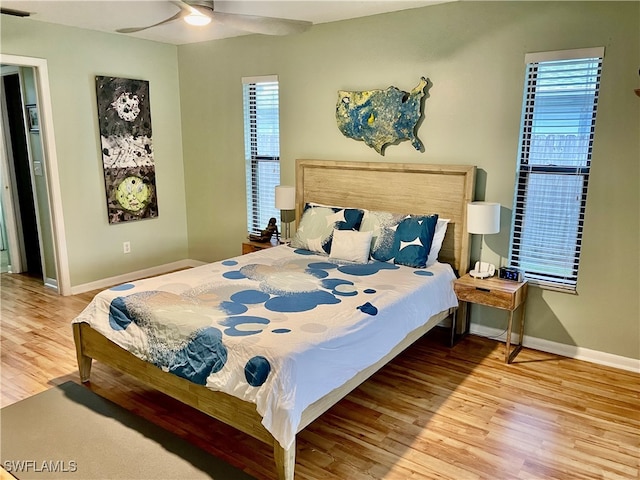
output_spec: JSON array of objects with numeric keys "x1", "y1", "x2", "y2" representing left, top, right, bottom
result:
[{"x1": 73, "y1": 245, "x2": 458, "y2": 449}]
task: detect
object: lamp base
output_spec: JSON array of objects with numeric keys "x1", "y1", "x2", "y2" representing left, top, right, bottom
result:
[
  {"x1": 280, "y1": 220, "x2": 293, "y2": 244},
  {"x1": 469, "y1": 269, "x2": 493, "y2": 279},
  {"x1": 469, "y1": 262, "x2": 496, "y2": 279}
]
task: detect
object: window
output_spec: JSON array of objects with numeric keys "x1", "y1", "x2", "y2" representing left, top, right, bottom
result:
[
  {"x1": 242, "y1": 75, "x2": 280, "y2": 235},
  {"x1": 509, "y1": 47, "x2": 604, "y2": 292}
]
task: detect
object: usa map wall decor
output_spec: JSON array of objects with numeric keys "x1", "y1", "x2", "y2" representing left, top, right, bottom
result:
[
  {"x1": 336, "y1": 77, "x2": 428, "y2": 155},
  {"x1": 96, "y1": 76, "x2": 158, "y2": 224}
]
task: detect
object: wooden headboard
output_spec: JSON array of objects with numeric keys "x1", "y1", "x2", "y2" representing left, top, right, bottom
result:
[{"x1": 295, "y1": 159, "x2": 476, "y2": 276}]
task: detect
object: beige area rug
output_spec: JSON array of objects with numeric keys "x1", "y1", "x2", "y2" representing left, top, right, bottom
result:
[{"x1": 0, "y1": 382, "x2": 257, "y2": 479}]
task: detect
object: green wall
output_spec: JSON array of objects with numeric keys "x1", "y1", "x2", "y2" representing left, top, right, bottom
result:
[
  {"x1": 0, "y1": 2, "x2": 637, "y2": 361},
  {"x1": 1, "y1": 18, "x2": 189, "y2": 286},
  {"x1": 178, "y1": 1, "x2": 639, "y2": 360}
]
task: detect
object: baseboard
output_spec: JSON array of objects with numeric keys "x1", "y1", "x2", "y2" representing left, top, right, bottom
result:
[
  {"x1": 69, "y1": 259, "x2": 207, "y2": 295},
  {"x1": 470, "y1": 323, "x2": 640, "y2": 373}
]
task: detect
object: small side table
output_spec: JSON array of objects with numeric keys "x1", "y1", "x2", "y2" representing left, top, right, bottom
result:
[
  {"x1": 453, "y1": 274, "x2": 528, "y2": 363},
  {"x1": 242, "y1": 238, "x2": 279, "y2": 254}
]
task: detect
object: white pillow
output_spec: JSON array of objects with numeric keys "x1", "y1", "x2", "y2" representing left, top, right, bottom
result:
[
  {"x1": 426, "y1": 218, "x2": 450, "y2": 266},
  {"x1": 329, "y1": 229, "x2": 373, "y2": 264}
]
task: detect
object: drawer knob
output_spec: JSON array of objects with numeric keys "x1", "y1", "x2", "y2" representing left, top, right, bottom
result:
[{"x1": 475, "y1": 287, "x2": 491, "y2": 292}]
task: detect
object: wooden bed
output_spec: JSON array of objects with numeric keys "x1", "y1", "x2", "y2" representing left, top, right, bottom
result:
[{"x1": 73, "y1": 159, "x2": 476, "y2": 479}]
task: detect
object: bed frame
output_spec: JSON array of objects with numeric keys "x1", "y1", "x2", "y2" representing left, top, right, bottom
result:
[{"x1": 73, "y1": 159, "x2": 476, "y2": 479}]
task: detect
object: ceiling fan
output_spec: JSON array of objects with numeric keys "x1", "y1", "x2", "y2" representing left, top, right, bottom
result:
[{"x1": 117, "y1": 0, "x2": 312, "y2": 36}]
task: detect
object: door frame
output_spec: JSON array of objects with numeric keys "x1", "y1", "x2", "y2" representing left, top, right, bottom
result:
[{"x1": 0, "y1": 54, "x2": 70, "y2": 296}]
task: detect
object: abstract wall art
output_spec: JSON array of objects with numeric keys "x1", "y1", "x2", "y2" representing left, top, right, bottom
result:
[
  {"x1": 96, "y1": 76, "x2": 158, "y2": 224},
  {"x1": 336, "y1": 77, "x2": 429, "y2": 155}
]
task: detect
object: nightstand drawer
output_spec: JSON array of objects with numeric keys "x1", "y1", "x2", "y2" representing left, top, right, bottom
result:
[
  {"x1": 242, "y1": 243, "x2": 262, "y2": 254},
  {"x1": 242, "y1": 240, "x2": 278, "y2": 255},
  {"x1": 454, "y1": 282, "x2": 517, "y2": 310}
]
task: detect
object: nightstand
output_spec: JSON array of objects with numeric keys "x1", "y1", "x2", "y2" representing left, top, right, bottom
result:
[
  {"x1": 242, "y1": 238, "x2": 279, "y2": 254},
  {"x1": 454, "y1": 273, "x2": 528, "y2": 363}
]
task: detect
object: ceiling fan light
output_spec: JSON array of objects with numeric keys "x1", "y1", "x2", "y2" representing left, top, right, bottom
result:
[{"x1": 184, "y1": 12, "x2": 211, "y2": 26}]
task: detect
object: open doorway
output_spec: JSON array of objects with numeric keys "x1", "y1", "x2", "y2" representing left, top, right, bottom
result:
[
  {"x1": 0, "y1": 54, "x2": 70, "y2": 296},
  {"x1": 1, "y1": 66, "x2": 44, "y2": 279}
]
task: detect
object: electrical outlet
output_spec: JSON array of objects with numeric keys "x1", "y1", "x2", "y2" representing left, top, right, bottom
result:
[{"x1": 123, "y1": 241, "x2": 131, "y2": 254}]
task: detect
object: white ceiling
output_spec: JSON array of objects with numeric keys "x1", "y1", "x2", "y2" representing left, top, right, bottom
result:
[{"x1": 1, "y1": 0, "x2": 454, "y2": 45}]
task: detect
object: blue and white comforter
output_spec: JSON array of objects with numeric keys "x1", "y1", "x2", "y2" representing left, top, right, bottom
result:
[{"x1": 73, "y1": 245, "x2": 458, "y2": 449}]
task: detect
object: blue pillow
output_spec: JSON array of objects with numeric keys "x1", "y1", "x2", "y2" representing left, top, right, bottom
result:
[
  {"x1": 290, "y1": 204, "x2": 365, "y2": 255},
  {"x1": 370, "y1": 214, "x2": 438, "y2": 268},
  {"x1": 394, "y1": 214, "x2": 439, "y2": 268}
]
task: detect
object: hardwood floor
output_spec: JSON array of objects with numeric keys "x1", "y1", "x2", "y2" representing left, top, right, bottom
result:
[{"x1": 1, "y1": 272, "x2": 638, "y2": 479}]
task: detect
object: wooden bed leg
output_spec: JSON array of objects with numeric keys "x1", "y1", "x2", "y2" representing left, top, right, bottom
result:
[
  {"x1": 72, "y1": 323, "x2": 93, "y2": 382},
  {"x1": 273, "y1": 440, "x2": 295, "y2": 480}
]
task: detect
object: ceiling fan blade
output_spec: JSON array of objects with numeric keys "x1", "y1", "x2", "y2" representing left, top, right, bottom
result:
[
  {"x1": 210, "y1": 11, "x2": 311, "y2": 36},
  {"x1": 116, "y1": 9, "x2": 186, "y2": 34},
  {"x1": 1, "y1": 7, "x2": 31, "y2": 17}
]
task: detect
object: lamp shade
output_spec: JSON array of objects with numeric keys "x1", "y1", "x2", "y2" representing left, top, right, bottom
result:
[
  {"x1": 275, "y1": 185, "x2": 296, "y2": 210},
  {"x1": 467, "y1": 202, "x2": 500, "y2": 234}
]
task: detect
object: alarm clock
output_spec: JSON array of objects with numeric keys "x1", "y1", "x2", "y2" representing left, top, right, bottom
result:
[{"x1": 499, "y1": 267, "x2": 522, "y2": 282}]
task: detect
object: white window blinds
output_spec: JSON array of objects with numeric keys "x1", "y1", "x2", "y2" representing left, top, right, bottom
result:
[
  {"x1": 509, "y1": 48, "x2": 604, "y2": 292},
  {"x1": 242, "y1": 76, "x2": 280, "y2": 235}
]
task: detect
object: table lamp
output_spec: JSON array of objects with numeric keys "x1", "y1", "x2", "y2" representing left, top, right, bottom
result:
[
  {"x1": 467, "y1": 201, "x2": 501, "y2": 278},
  {"x1": 275, "y1": 185, "x2": 295, "y2": 243}
]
